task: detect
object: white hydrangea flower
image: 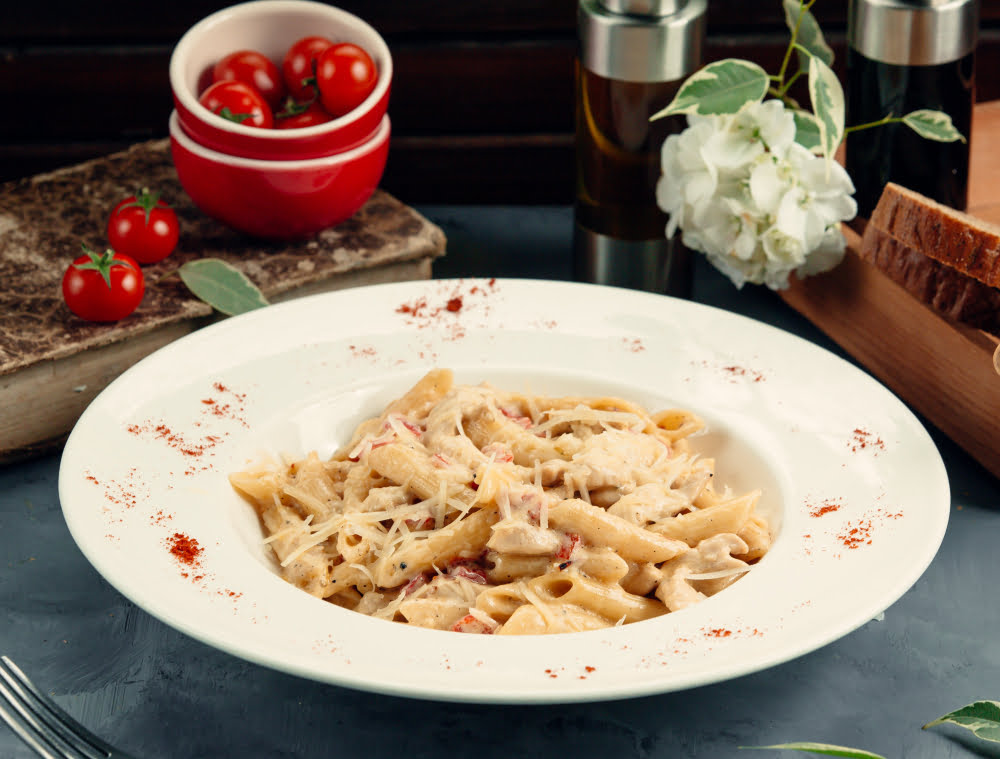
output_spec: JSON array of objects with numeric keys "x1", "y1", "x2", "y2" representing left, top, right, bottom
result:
[{"x1": 656, "y1": 99, "x2": 857, "y2": 290}]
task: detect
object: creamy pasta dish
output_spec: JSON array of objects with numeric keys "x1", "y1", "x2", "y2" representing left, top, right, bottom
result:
[{"x1": 230, "y1": 369, "x2": 770, "y2": 635}]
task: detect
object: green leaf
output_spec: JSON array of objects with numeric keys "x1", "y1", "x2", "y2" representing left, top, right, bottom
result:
[
  {"x1": 924, "y1": 700, "x2": 1000, "y2": 743},
  {"x1": 651, "y1": 59, "x2": 769, "y2": 119},
  {"x1": 178, "y1": 258, "x2": 269, "y2": 316},
  {"x1": 741, "y1": 742, "x2": 887, "y2": 758},
  {"x1": 793, "y1": 110, "x2": 822, "y2": 152},
  {"x1": 783, "y1": 0, "x2": 834, "y2": 70},
  {"x1": 902, "y1": 109, "x2": 966, "y2": 143},
  {"x1": 808, "y1": 54, "x2": 845, "y2": 167}
]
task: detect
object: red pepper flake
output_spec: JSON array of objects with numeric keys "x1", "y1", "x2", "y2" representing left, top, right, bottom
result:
[
  {"x1": 349, "y1": 344, "x2": 378, "y2": 360},
  {"x1": 199, "y1": 382, "x2": 249, "y2": 427},
  {"x1": 126, "y1": 419, "x2": 225, "y2": 474},
  {"x1": 849, "y1": 427, "x2": 886, "y2": 454},
  {"x1": 835, "y1": 506, "x2": 903, "y2": 550},
  {"x1": 705, "y1": 628, "x2": 733, "y2": 638},
  {"x1": 697, "y1": 360, "x2": 765, "y2": 383},
  {"x1": 584, "y1": 665, "x2": 596, "y2": 673},
  {"x1": 128, "y1": 422, "x2": 221, "y2": 457},
  {"x1": 166, "y1": 532, "x2": 203, "y2": 567},
  {"x1": 807, "y1": 497, "x2": 843, "y2": 518},
  {"x1": 85, "y1": 468, "x2": 144, "y2": 512},
  {"x1": 150, "y1": 509, "x2": 173, "y2": 526},
  {"x1": 722, "y1": 365, "x2": 765, "y2": 382},
  {"x1": 396, "y1": 296, "x2": 428, "y2": 317},
  {"x1": 394, "y1": 280, "x2": 498, "y2": 340},
  {"x1": 837, "y1": 518, "x2": 874, "y2": 549},
  {"x1": 623, "y1": 337, "x2": 646, "y2": 353}
]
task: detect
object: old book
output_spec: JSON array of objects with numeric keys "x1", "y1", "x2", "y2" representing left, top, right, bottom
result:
[{"x1": 0, "y1": 139, "x2": 446, "y2": 462}]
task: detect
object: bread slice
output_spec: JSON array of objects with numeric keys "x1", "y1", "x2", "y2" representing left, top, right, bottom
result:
[
  {"x1": 867, "y1": 182, "x2": 1000, "y2": 289},
  {"x1": 860, "y1": 225, "x2": 1000, "y2": 333}
]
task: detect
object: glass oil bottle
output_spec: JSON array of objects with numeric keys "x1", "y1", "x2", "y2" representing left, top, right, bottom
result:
[{"x1": 574, "y1": 0, "x2": 706, "y2": 295}]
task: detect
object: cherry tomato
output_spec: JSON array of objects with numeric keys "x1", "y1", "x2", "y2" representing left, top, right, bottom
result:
[
  {"x1": 198, "y1": 80, "x2": 273, "y2": 128},
  {"x1": 213, "y1": 49, "x2": 286, "y2": 110},
  {"x1": 314, "y1": 43, "x2": 378, "y2": 118},
  {"x1": 274, "y1": 98, "x2": 333, "y2": 129},
  {"x1": 62, "y1": 246, "x2": 145, "y2": 322},
  {"x1": 282, "y1": 36, "x2": 334, "y2": 101},
  {"x1": 107, "y1": 189, "x2": 179, "y2": 265},
  {"x1": 315, "y1": 43, "x2": 377, "y2": 117}
]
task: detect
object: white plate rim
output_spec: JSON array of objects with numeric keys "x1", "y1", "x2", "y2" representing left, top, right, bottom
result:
[{"x1": 57, "y1": 278, "x2": 951, "y2": 703}]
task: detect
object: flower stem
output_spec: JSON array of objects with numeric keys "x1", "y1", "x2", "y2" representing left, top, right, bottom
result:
[
  {"x1": 767, "y1": 87, "x2": 801, "y2": 111},
  {"x1": 775, "y1": 0, "x2": 809, "y2": 89},
  {"x1": 844, "y1": 114, "x2": 900, "y2": 134},
  {"x1": 778, "y1": 69, "x2": 805, "y2": 96}
]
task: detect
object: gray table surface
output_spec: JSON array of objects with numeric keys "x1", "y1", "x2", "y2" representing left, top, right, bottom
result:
[{"x1": 3, "y1": 206, "x2": 999, "y2": 759}]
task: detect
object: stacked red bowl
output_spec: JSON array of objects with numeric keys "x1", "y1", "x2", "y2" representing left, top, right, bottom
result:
[{"x1": 168, "y1": 0, "x2": 392, "y2": 239}]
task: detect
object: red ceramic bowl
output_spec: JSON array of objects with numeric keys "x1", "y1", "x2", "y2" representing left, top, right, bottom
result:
[
  {"x1": 170, "y1": 110, "x2": 389, "y2": 239},
  {"x1": 170, "y1": 0, "x2": 391, "y2": 161}
]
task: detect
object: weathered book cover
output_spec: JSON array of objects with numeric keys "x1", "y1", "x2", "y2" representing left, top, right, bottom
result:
[{"x1": 0, "y1": 139, "x2": 446, "y2": 461}]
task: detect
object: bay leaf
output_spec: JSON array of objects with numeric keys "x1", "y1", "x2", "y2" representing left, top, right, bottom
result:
[{"x1": 178, "y1": 258, "x2": 269, "y2": 316}]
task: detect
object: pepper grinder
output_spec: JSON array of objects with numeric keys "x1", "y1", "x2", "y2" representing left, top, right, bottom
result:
[
  {"x1": 846, "y1": 0, "x2": 978, "y2": 219},
  {"x1": 574, "y1": 0, "x2": 706, "y2": 296}
]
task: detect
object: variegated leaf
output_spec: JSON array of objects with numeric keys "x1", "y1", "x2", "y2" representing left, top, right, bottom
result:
[
  {"x1": 924, "y1": 700, "x2": 1000, "y2": 743},
  {"x1": 902, "y1": 109, "x2": 966, "y2": 143},
  {"x1": 783, "y1": 0, "x2": 834, "y2": 69},
  {"x1": 793, "y1": 110, "x2": 822, "y2": 152},
  {"x1": 742, "y1": 742, "x2": 887, "y2": 758},
  {"x1": 651, "y1": 59, "x2": 768, "y2": 119},
  {"x1": 808, "y1": 55, "x2": 845, "y2": 167}
]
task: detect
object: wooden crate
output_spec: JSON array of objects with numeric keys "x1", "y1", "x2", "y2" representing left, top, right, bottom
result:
[{"x1": 779, "y1": 102, "x2": 1000, "y2": 480}]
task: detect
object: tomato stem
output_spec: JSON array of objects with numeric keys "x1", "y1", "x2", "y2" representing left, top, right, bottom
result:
[
  {"x1": 116, "y1": 187, "x2": 168, "y2": 226},
  {"x1": 218, "y1": 107, "x2": 254, "y2": 124},
  {"x1": 275, "y1": 96, "x2": 312, "y2": 120},
  {"x1": 74, "y1": 244, "x2": 136, "y2": 289}
]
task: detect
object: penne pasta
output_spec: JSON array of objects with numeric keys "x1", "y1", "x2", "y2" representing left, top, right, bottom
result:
[{"x1": 230, "y1": 370, "x2": 771, "y2": 635}]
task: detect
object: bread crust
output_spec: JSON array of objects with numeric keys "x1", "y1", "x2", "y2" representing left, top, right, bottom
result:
[
  {"x1": 860, "y1": 224, "x2": 1000, "y2": 333},
  {"x1": 868, "y1": 182, "x2": 1000, "y2": 289}
]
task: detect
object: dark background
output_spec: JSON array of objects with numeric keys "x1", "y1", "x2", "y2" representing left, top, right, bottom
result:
[{"x1": 2, "y1": 0, "x2": 999, "y2": 205}]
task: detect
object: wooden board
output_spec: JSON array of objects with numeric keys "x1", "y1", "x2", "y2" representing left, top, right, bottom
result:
[
  {"x1": 0, "y1": 139, "x2": 446, "y2": 462},
  {"x1": 780, "y1": 102, "x2": 1000, "y2": 480}
]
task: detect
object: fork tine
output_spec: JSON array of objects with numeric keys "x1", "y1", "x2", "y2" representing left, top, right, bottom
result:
[
  {"x1": 0, "y1": 657, "x2": 111, "y2": 759},
  {"x1": 0, "y1": 678, "x2": 64, "y2": 759}
]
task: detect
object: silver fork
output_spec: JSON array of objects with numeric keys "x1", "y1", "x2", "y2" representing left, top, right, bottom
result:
[{"x1": 0, "y1": 656, "x2": 138, "y2": 759}]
